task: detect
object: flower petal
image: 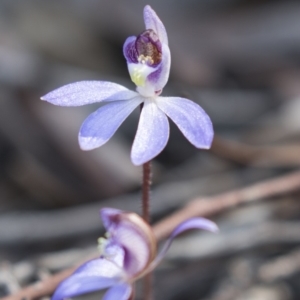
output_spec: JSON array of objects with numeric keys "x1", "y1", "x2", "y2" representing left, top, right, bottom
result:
[
  {"x1": 156, "y1": 97, "x2": 214, "y2": 149},
  {"x1": 113, "y1": 218, "x2": 152, "y2": 277},
  {"x1": 79, "y1": 97, "x2": 142, "y2": 150},
  {"x1": 100, "y1": 208, "x2": 157, "y2": 278},
  {"x1": 99, "y1": 242, "x2": 126, "y2": 269},
  {"x1": 148, "y1": 218, "x2": 218, "y2": 272},
  {"x1": 41, "y1": 81, "x2": 136, "y2": 106},
  {"x1": 131, "y1": 99, "x2": 169, "y2": 165},
  {"x1": 103, "y1": 283, "x2": 132, "y2": 300},
  {"x1": 170, "y1": 217, "x2": 219, "y2": 238},
  {"x1": 143, "y1": 5, "x2": 168, "y2": 45},
  {"x1": 52, "y1": 258, "x2": 123, "y2": 300}
]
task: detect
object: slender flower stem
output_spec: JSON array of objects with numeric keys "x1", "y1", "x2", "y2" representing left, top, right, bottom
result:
[
  {"x1": 141, "y1": 161, "x2": 153, "y2": 300},
  {"x1": 142, "y1": 160, "x2": 152, "y2": 300},
  {"x1": 144, "y1": 273, "x2": 153, "y2": 300},
  {"x1": 142, "y1": 161, "x2": 152, "y2": 223}
]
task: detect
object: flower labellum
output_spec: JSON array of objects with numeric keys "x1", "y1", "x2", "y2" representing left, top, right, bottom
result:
[
  {"x1": 125, "y1": 29, "x2": 162, "y2": 90},
  {"x1": 52, "y1": 208, "x2": 218, "y2": 300},
  {"x1": 41, "y1": 5, "x2": 214, "y2": 165}
]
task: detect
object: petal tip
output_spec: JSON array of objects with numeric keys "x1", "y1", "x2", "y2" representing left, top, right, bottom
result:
[
  {"x1": 209, "y1": 222, "x2": 219, "y2": 233},
  {"x1": 143, "y1": 5, "x2": 168, "y2": 45},
  {"x1": 171, "y1": 217, "x2": 219, "y2": 238},
  {"x1": 40, "y1": 94, "x2": 52, "y2": 102},
  {"x1": 144, "y1": 5, "x2": 153, "y2": 14},
  {"x1": 198, "y1": 218, "x2": 219, "y2": 233},
  {"x1": 130, "y1": 155, "x2": 145, "y2": 166},
  {"x1": 78, "y1": 136, "x2": 101, "y2": 151}
]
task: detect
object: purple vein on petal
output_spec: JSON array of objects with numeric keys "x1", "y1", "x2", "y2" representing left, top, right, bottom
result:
[
  {"x1": 41, "y1": 81, "x2": 132, "y2": 106},
  {"x1": 79, "y1": 97, "x2": 142, "y2": 151},
  {"x1": 156, "y1": 97, "x2": 214, "y2": 149},
  {"x1": 131, "y1": 99, "x2": 169, "y2": 166}
]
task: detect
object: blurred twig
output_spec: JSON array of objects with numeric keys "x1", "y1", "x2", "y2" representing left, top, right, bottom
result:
[
  {"x1": 154, "y1": 170, "x2": 300, "y2": 240},
  {"x1": 3, "y1": 170, "x2": 300, "y2": 300},
  {"x1": 258, "y1": 248, "x2": 300, "y2": 282},
  {"x1": 211, "y1": 136, "x2": 300, "y2": 167}
]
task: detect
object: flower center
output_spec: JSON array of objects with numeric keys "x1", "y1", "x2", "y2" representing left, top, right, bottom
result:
[{"x1": 135, "y1": 29, "x2": 162, "y2": 66}]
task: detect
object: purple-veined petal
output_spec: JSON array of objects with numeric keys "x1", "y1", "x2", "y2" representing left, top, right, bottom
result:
[
  {"x1": 41, "y1": 81, "x2": 136, "y2": 106},
  {"x1": 156, "y1": 97, "x2": 213, "y2": 149},
  {"x1": 131, "y1": 99, "x2": 169, "y2": 165},
  {"x1": 147, "y1": 218, "x2": 218, "y2": 273},
  {"x1": 52, "y1": 258, "x2": 124, "y2": 300},
  {"x1": 100, "y1": 208, "x2": 157, "y2": 278},
  {"x1": 123, "y1": 36, "x2": 138, "y2": 64},
  {"x1": 79, "y1": 97, "x2": 142, "y2": 150},
  {"x1": 114, "y1": 218, "x2": 152, "y2": 277},
  {"x1": 144, "y1": 5, "x2": 168, "y2": 45},
  {"x1": 103, "y1": 283, "x2": 132, "y2": 300}
]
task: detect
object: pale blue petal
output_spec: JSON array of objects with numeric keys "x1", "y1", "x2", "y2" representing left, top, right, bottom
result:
[
  {"x1": 148, "y1": 218, "x2": 218, "y2": 272},
  {"x1": 156, "y1": 97, "x2": 214, "y2": 149},
  {"x1": 52, "y1": 259, "x2": 123, "y2": 300},
  {"x1": 103, "y1": 283, "x2": 132, "y2": 300},
  {"x1": 143, "y1": 5, "x2": 168, "y2": 45},
  {"x1": 73, "y1": 258, "x2": 124, "y2": 281},
  {"x1": 79, "y1": 97, "x2": 142, "y2": 150},
  {"x1": 170, "y1": 217, "x2": 219, "y2": 238},
  {"x1": 41, "y1": 81, "x2": 136, "y2": 106},
  {"x1": 131, "y1": 99, "x2": 169, "y2": 165},
  {"x1": 103, "y1": 243, "x2": 126, "y2": 268}
]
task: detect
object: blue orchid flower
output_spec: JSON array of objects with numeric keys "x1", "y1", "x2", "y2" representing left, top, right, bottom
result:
[
  {"x1": 41, "y1": 5, "x2": 213, "y2": 165},
  {"x1": 52, "y1": 208, "x2": 218, "y2": 300}
]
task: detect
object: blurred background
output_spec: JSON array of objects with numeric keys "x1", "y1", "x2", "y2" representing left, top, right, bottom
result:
[{"x1": 1, "y1": 0, "x2": 300, "y2": 299}]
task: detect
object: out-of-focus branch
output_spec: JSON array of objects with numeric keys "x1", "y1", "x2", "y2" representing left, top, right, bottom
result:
[
  {"x1": 2, "y1": 268, "x2": 75, "y2": 300},
  {"x1": 211, "y1": 136, "x2": 300, "y2": 167},
  {"x1": 3, "y1": 170, "x2": 300, "y2": 300},
  {"x1": 154, "y1": 170, "x2": 300, "y2": 240}
]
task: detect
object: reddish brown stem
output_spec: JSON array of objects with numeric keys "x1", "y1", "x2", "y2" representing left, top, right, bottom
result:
[
  {"x1": 142, "y1": 161, "x2": 152, "y2": 223},
  {"x1": 142, "y1": 161, "x2": 152, "y2": 300}
]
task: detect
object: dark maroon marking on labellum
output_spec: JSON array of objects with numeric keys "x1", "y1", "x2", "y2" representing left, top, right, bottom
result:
[{"x1": 135, "y1": 29, "x2": 162, "y2": 66}]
